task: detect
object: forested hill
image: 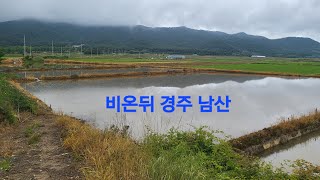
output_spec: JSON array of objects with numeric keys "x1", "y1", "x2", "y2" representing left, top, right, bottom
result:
[{"x1": 1, "y1": 19, "x2": 320, "y2": 57}]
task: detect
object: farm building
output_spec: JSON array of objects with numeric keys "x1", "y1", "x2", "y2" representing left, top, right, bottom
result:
[
  {"x1": 166, "y1": 55, "x2": 186, "y2": 59},
  {"x1": 251, "y1": 55, "x2": 266, "y2": 58}
]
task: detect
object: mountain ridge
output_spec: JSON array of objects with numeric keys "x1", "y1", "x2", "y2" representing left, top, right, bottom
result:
[{"x1": 0, "y1": 19, "x2": 320, "y2": 57}]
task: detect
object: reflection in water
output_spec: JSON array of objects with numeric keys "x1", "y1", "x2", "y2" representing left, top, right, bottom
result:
[
  {"x1": 22, "y1": 73, "x2": 320, "y2": 167},
  {"x1": 22, "y1": 74, "x2": 320, "y2": 137},
  {"x1": 23, "y1": 73, "x2": 266, "y2": 89},
  {"x1": 262, "y1": 130, "x2": 320, "y2": 169}
]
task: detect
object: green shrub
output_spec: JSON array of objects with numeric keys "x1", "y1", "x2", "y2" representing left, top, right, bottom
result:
[
  {"x1": 23, "y1": 56, "x2": 44, "y2": 68},
  {"x1": 143, "y1": 127, "x2": 290, "y2": 179},
  {"x1": 0, "y1": 158, "x2": 11, "y2": 171},
  {"x1": 0, "y1": 75, "x2": 37, "y2": 123},
  {"x1": 0, "y1": 49, "x2": 5, "y2": 64}
]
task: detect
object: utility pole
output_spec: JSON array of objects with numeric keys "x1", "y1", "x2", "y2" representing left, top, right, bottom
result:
[
  {"x1": 51, "y1": 40, "x2": 54, "y2": 56},
  {"x1": 29, "y1": 45, "x2": 31, "y2": 56},
  {"x1": 91, "y1": 48, "x2": 92, "y2": 57},
  {"x1": 96, "y1": 48, "x2": 98, "y2": 56},
  {"x1": 61, "y1": 47, "x2": 62, "y2": 56},
  {"x1": 23, "y1": 35, "x2": 26, "y2": 57},
  {"x1": 80, "y1": 44, "x2": 83, "y2": 56}
]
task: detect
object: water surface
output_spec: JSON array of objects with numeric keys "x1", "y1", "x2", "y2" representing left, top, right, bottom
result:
[
  {"x1": 262, "y1": 130, "x2": 320, "y2": 169},
  {"x1": 22, "y1": 73, "x2": 320, "y2": 138}
]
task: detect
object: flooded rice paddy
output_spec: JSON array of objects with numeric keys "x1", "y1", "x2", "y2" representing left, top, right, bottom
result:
[{"x1": 22, "y1": 73, "x2": 320, "y2": 166}]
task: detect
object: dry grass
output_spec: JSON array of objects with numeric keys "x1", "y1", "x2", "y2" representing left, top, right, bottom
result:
[
  {"x1": 231, "y1": 110, "x2": 320, "y2": 150},
  {"x1": 56, "y1": 115, "x2": 149, "y2": 180},
  {"x1": 0, "y1": 136, "x2": 15, "y2": 157}
]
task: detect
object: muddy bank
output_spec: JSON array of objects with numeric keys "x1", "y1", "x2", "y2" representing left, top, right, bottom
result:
[
  {"x1": 230, "y1": 110, "x2": 320, "y2": 155},
  {"x1": 192, "y1": 68, "x2": 320, "y2": 78},
  {"x1": 14, "y1": 67, "x2": 316, "y2": 83},
  {"x1": 14, "y1": 69, "x2": 199, "y2": 82}
]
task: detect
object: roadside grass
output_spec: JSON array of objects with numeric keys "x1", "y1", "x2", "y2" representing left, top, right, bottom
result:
[
  {"x1": 0, "y1": 75, "x2": 37, "y2": 124},
  {"x1": 0, "y1": 158, "x2": 11, "y2": 171},
  {"x1": 56, "y1": 115, "x2": 149, "y2": 180},
  {"x1": 24, "y1": 122, "x2": 41, "y2": 145}
]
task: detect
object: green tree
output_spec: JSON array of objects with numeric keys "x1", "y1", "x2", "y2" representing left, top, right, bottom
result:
[{"x1": 0, "y1": 49, "x2": 5, "y2": 63}]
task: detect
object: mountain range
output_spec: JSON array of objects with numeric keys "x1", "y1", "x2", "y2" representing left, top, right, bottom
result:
[{"x1": 0, "y1": 19, "x2": 320, "y2": 57}]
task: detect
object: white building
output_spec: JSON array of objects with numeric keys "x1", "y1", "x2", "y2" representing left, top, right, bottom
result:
[
  {"x1": 166, "y1": 55, "x2": 186, "y2": 59},
  {"x1": 251, "y1": 55, "x2": 266, "y2": 58}
]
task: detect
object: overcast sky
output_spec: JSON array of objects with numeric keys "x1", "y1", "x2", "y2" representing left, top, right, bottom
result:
[{"x1": 1, "y1": 0, "x2": 320, "y2": 41}]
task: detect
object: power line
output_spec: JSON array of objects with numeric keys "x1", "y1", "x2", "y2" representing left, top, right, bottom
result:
[
  {"x1": 23, "y1": 35, "x2": 26, "y2": 57},
  {"x1": 51, "y1": 40, "x2": 54, "y2": 56}
]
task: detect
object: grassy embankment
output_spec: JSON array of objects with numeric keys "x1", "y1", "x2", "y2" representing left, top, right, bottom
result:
[
  {"x1": 0, "y1": 74, "x2": 38, "y2": 172},
  {"x1": 231, "y1": 110, "x2": 320, "y2": 155},
  {"x1": 0, "y1": 74, "x2": 37, "y2": 124}
]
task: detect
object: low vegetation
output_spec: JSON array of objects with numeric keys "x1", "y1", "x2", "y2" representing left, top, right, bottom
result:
[
  {"x1": 0, "y1": 49, "x2": 4, "y2": 64},
  {"x1": 48, "y1": 55, "x2": 320, "y2": 76},
  {"x1": 0, "y1": 158, "x2": 11, "y2": 172},
  {"x1": 56, "y1": 116, "x2": 149, "y2": 179},
  {"x1": 0, "y1": 74, "x2": 37, "y2": 124},
  {"x1": 23, "y1": 55, "x2": 44, "y2": 68},
  {"x1": 24, "y1": 122, "x2": 41, "y2": 144},
  {"x1": 57, "y1": 115, "x2": 320, "y2": 179}
]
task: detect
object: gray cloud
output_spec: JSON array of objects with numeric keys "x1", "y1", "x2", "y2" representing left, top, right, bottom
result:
[{"x1": 0, "y1": 0, "x2": 320, "y2": 41}]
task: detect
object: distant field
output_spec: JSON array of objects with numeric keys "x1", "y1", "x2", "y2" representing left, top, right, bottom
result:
[
  {"x1": 4, "y1": 54, "x2": 22, "y2": 58},
  {"x1": 68, "y1": 57, "x2": 174, "y2": 63},
  {"x1": 60, "y1": 56, "x2": 320, "y2": 75},
  {"x1": 5, "y1": 53, "x2": 320, "y2": 75},
  {"x1": 66, "y1": 56, "x2": 284, "y2": 64},
  {"x1": 196, "y1": 62, "x2": 320, "y2": 75}
]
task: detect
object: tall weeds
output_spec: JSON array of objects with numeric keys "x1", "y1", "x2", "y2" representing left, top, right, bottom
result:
[
  {"x1": 57, "y1": 116, "x2": 300, "y2": 179},
  {"x1": 56, "y1": 115, "x2": 149, "y2": 180},
  {"x1": 0, "y1": 75, "x2": 37, "y2": 123}
]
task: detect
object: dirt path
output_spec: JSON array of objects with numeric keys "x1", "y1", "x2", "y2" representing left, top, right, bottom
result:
[{"x1": 0, "y1": 111, "x2": 82, "y2": 179}]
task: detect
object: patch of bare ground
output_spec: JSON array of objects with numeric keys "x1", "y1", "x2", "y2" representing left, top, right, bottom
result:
[{"x1": 0, "y1": 110, "x2": 82, "y2": 180}]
